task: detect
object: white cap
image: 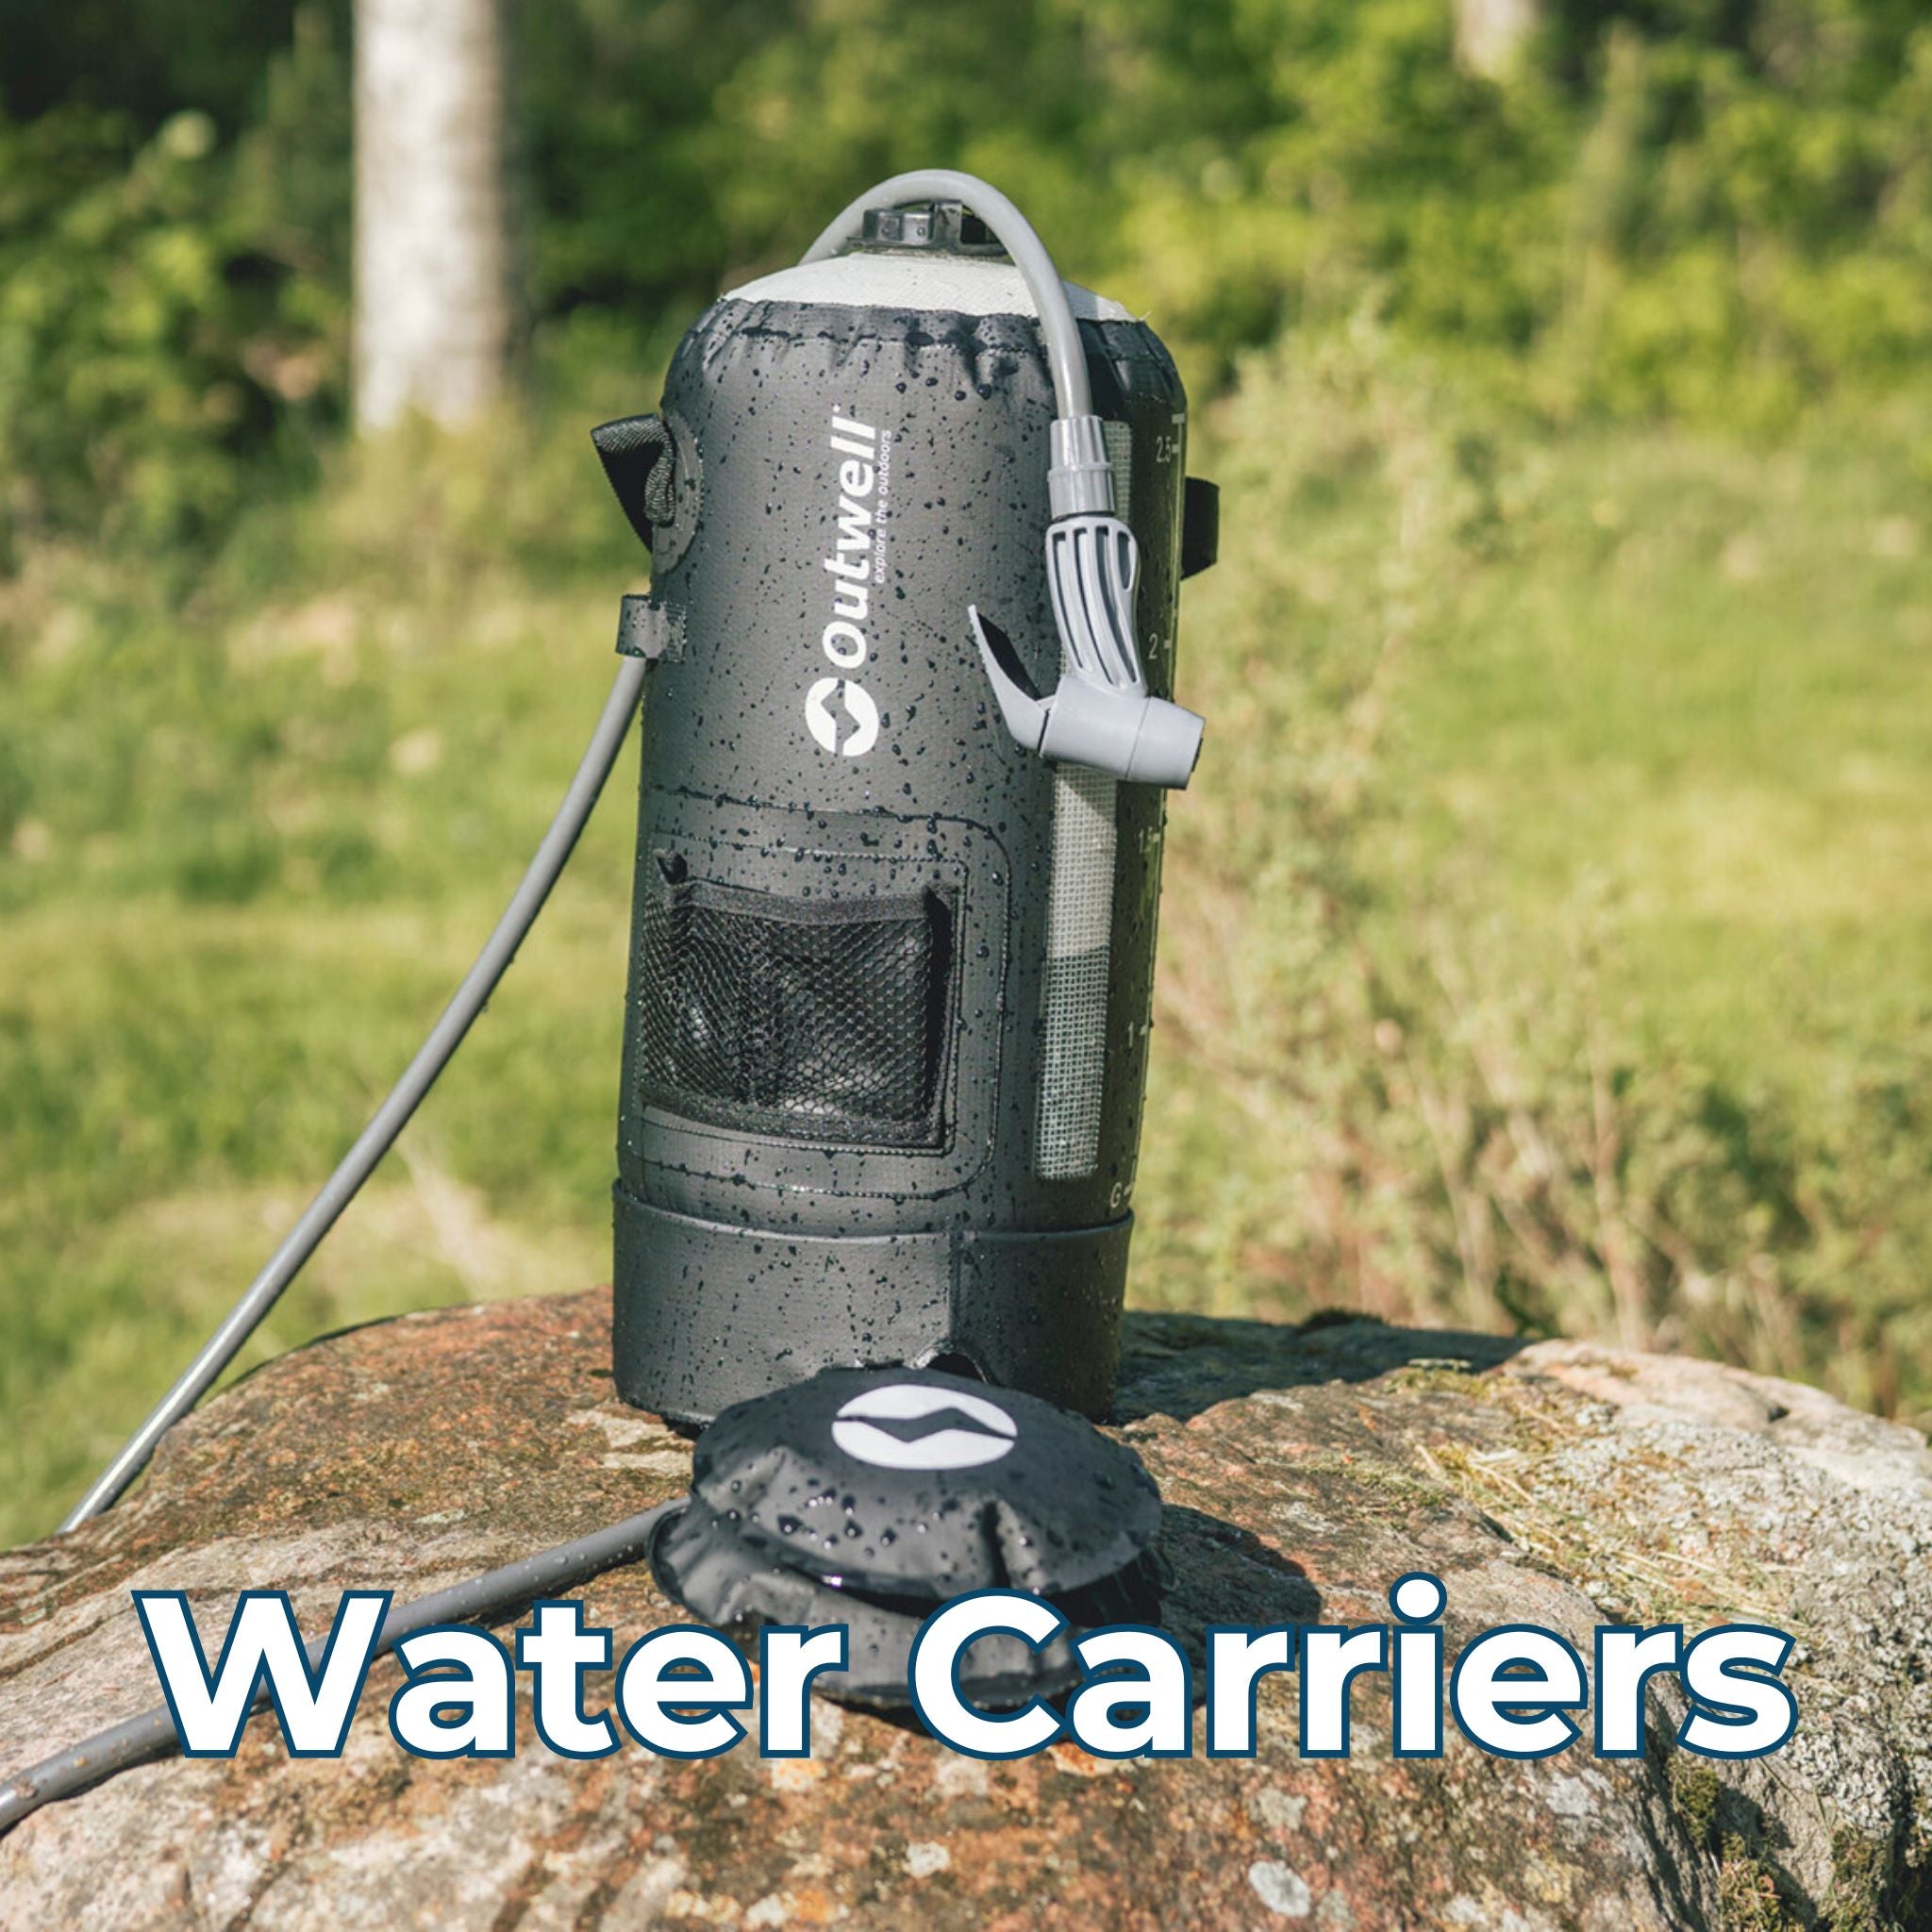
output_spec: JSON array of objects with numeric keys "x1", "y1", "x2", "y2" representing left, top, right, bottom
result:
[{"x1": 724, "y1": 252, "x2": 1134, "y2": 323}]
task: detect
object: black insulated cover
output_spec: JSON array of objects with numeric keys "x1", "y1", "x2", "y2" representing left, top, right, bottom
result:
[
  {"x1": 610, "y1": 278, "x2": 1189, "y2": 1429},
  {"x1": 651, "y1": 1366, "x2": 1165, "y2": 1707}
]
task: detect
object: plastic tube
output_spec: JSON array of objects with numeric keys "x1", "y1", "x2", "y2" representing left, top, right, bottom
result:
[
  {"x1": 58, "y1": 657, "x2": 650, "y2": 1530},
  {"x1": 0, "y1": 1497, "x2": 681, "y2": 1834}
]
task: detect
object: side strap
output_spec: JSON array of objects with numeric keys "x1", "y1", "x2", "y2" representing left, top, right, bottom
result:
[
  {"x1": 1181, "y1": 475, "x2": 1219, "y2": 578},
  {"x1": 615, "y1": 592, "x2": 685, "y2": 662}
]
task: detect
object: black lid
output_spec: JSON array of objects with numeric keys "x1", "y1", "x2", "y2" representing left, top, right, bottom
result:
[
  {"x1": 651, "y1": 1367, "x2": 1167, "y2": 1707},
  {"x1": 685, "y1": 1366, "x2": 1162, "y2": 1600}
]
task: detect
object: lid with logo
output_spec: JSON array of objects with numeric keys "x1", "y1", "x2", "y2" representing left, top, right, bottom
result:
[
  {"x1": 675, "y1": 1365, "x2": 1159, "y2": 1597},
  {"x1": 649, "y1": 1366, "x2": 1166, "y2": 1706}
]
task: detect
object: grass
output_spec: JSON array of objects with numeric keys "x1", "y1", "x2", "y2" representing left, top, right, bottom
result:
[
  {"x1": 3, "y1": 336, "x2": 1930, "y2": 1545},
  {"x1": 1139, "y1": 336, "x2": 1932, "y2": 1417}
]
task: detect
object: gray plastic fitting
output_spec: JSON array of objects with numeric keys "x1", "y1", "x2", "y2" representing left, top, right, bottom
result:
[
  {"x1": 969, "y1": 507, "x2": 1205, "y2": 791},
  {"x1": 1048, "y1": 414, "x2": 1117, "y2": 519},
  {"x1": 1036, "y1": 674, "x2": 1205, "y2": 788}
]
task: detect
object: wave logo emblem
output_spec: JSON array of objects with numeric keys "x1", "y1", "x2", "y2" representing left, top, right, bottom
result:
[
  {"x1": 805, "y1": 676, "x2": 880, "y2": 758},
  {"x1": 830, "y1": 1385, "x2": 1018, "y2": 1471}
]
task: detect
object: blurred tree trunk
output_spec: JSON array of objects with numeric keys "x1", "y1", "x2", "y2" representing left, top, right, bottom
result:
[
  {"x1": 353, "y1": 0, "x2": 513, "y2": 431},
  {"x1": 1454, "y1": 0, "x2": 1537, "y2": 79}
]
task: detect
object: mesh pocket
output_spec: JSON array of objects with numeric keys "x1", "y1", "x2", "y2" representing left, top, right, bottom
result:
[{"x1": 635, "y1": 860, "x2": 955, "y2": 1147}]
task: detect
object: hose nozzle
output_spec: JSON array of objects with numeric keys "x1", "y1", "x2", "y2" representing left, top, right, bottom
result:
[{"x1": 972, "y1": 426, "x2": 1205, "y2": 790}]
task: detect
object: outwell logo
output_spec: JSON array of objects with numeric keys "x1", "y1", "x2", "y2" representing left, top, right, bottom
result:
[
  {"x1": 805, "y1": 676, "x2": 880, "y2": 758},
  {"x1": 806, "y1": 408, "x2": 887, "y2": 758},
  {"x1": 829, "y1": 1384, "x2": 1019, "y2": 1471}
]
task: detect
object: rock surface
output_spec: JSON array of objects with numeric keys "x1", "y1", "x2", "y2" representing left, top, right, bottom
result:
[{"x1": 2, "y1": 1290, "x2": 1928, "y2": 1931}]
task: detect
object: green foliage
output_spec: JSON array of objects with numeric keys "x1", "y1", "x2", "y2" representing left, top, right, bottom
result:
[
  {"x1": 560, "y1": 0, "x2": 1932, "y2": 417},
  {"x1": 0, "y1": 0, "x2": 334, "y2": 129},
  {"x1": 1541, "y1": 11, "x2": 1932, "y2": 422},
  {"x1": 1134, "y1": 325, "x2": 1932, "y2": 1422},
  {"x1": 0, "y1": 6, "x2": 347, "y2": 565},
  {"x1": 7, "y1": 0, "x2": 1932, "y2": 555}
]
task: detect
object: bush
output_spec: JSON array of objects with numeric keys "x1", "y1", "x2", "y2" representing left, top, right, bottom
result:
[
  {"x1": 8, "y1": 0, "x2": 1932, "y2": 559},
  {"x1": 0, "y1": 7, "x2": 346, "y2": 568},
  {"x1": 1137, "y1": 324, "x2": 1932, "y2": 1421}
]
